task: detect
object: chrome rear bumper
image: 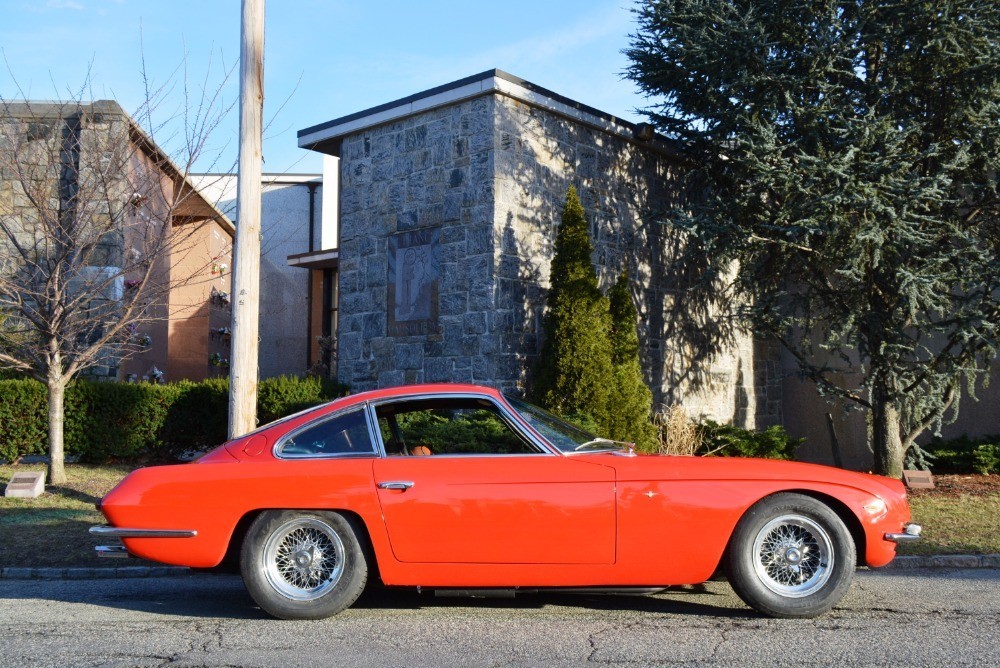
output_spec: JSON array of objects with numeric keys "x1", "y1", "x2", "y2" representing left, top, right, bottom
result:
[
  {"x1": 89, "y1": 526, "x2": 197, "y2": 539},
  {"x1": 95, "y1": 545, "x2": 130, "y2": 559},
  {"x1": 885, "y1": 522, "x2": 922, "y2": 543}
]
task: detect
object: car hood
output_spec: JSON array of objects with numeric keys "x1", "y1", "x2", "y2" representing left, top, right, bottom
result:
[{"x1": 577, "y1": 452, "x2": 906, "y2": 499}]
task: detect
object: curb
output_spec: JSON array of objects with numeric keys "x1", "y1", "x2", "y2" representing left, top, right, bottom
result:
[
  {"x1": 0, "y1": 566, "x2": 191, "y2": 580},
  {"x1": 880, "y1": 554, "x2": 1000, "y2": 570},
  {"x1": 1, "y1": 555, "x2": 998, "y2": 581}
]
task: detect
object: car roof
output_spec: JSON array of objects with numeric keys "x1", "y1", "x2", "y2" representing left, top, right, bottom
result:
[{"x1": 332, "y1": 383, "x2": 504, "y2": 408}]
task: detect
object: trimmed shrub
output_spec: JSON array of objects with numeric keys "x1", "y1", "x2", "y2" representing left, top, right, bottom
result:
[
  {"x1": 973, "y1": 444, "x2": 1000, "y2": 475},
  {"x1": 394, "y1": 409, "x2": 527, "y2": 455},
  {"x1": 158, "y1": 379, "x2": 229, "y2": 459},
  {"x1": 0, "y1": 375, "x2": 350, "y2": 463},
  {"x1": 699, "y1": 421, "x2": 803, "y2": 460},
  {"x1": 257, "y1": 375, "x2": 348, "y2": 425},
  {"x1": 66, "y1": 381, "x2": 180, "y2": 461},
  {"x1": 562, "y1": 411, "x2": 600, "y2": 436},
  {"x1": 922, "y1": 435, "x2": 1000, "y2": 475},
  {"x1": 531, "y1": 186, "x2": 614, "y2": 432},
  {"x1": 605, "y1": 271, "x2": 656, "y2": 450},
  {"x1": 0, "y1": 379, "x2": 48, "y2": 462}
]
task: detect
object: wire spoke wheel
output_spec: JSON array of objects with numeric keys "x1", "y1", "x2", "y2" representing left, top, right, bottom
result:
[
  {"x1": 752, "y1": 514, "x2": 833, "y2": 598},
  {"x1": 263, "y1": 517, "x2": 346, "y2": 601}
]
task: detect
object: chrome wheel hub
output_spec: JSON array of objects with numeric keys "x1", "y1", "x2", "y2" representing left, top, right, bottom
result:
[
  {"x1": 294, "y1": 548, "x2": 314, "y2": 569},
  {"x1": 752, "y1": 514, "x2": 834, "y2": 598},
  {"x1": 263, "y1": 518, "x2": 345, "y2": 601}
]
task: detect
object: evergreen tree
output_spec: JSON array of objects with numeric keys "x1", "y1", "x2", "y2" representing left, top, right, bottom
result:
[
  {"x1": 626, "y1": 1, "x2": 1000, "y2": 476},
  {"x1": 607, "y1": 271, "x2": 657, "y2": 450},
  {"x1": 532, "y1": 186, "x2": 613, "y2": 430}
]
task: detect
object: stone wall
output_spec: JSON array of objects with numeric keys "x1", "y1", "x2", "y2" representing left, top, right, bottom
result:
[
  {"x1": 334, "y1": 92, "x2": 783, "y2": 429},
  {"x1": 491, "y1": 95, "x2": 780, "y2": 427},
  {"x1": 336, "y1": 96, "x2": 499, "y2": 389}
]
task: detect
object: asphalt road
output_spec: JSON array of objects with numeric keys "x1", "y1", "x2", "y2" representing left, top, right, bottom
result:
[{"x1": 1, "y1": 568, "x2": 997, "y2": 667}]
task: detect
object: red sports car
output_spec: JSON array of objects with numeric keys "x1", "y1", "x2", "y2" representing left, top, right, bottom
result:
[{"x1": 92, "y1": 383, "x2": 920, "y2": 620}]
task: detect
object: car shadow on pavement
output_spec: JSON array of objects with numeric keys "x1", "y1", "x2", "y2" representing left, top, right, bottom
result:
[
  {"x1": 1, "y1": 575, "x2": 756, "y2": 620},
  {"x1": 352, "y1": 581, "x2": 754, "y2": 619},
  {"x1": 1, "y1": 574, "x2": 269, "y2": 620}
]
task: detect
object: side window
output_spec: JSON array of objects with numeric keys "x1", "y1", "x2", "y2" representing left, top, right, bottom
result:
[
  {"x1": 278, "y1": 409, "x2": 375, "y2": 457},
  {"x1": 375, "y1": 397, "x2": 540, "y2": 456}
]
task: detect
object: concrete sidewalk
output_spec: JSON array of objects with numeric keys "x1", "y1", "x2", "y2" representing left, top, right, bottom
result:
[{"x1": 2, "y1": 554, "x2": 998, "y2": 580}]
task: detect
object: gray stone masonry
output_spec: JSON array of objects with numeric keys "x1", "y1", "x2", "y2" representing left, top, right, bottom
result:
[{"x1": 335, "y1": 92, "x2": 782, "y2": 428}]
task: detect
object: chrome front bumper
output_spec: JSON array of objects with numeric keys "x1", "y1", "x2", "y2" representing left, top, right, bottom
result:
[
  {"x1": 90, "y1": 526, "x2": 197, "y2": 558},
  {"x1": 884, "y1": 522, "x2": 922, "y2": 543}
]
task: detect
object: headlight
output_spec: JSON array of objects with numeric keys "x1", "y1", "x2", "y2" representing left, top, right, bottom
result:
[{"x1": 863, "y1": 498, "x2": 887, "y2": 516}]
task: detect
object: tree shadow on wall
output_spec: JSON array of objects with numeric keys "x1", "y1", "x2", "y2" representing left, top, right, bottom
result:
[
  {"x1": 491, "y1": 100, "x2": 739, "y2": 404},
  {"x1": 497, "y1": 212, "x2": 544, "y2": 394}
]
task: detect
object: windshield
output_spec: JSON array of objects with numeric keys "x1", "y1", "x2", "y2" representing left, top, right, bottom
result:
[{"x1": 505, "y1": 396, "x2": 625, "y2": 453}]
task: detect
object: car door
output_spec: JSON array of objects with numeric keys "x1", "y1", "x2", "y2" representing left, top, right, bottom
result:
[{"x1": 370, "y1": 396, "x2": 616, "y2": 565}]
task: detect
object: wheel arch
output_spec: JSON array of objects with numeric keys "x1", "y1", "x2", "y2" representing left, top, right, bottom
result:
[
  {"x1": 218, "y1": 507, "x2": 381, "y2": 580},
  {"x1": 721, "y1": 489, "x2": 867, "y2": 570}
]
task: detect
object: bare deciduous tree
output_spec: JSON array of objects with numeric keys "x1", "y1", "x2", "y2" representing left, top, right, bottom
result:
[{"x1": 0, "y1": 73, "x2": 234, "y2": 483}]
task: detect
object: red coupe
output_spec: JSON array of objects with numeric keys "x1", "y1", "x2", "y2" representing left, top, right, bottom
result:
[{"x1": 92, "y1": 383, "x2": 920, "y2": 619}]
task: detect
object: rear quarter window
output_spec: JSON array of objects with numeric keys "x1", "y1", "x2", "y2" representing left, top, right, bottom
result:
[{"x1": 277, "y1": 408, "x2": 375, "y2": 457}]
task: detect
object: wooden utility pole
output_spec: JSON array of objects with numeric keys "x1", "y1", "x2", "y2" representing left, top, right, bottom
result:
[{"x1": 229, "y1": 0, "x2": 264, "y2": 438}]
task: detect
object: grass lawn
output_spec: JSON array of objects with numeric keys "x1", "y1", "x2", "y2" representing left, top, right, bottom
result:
[
  {"x1": 898, "y1": 475, "x2": 1000, "y2": 556},
  {"x1": 0, "y1": 463, "x2": 150, "y2": 568},
  {"x1": 0, "y1": 465, "x2": 996, "y2": 569}
]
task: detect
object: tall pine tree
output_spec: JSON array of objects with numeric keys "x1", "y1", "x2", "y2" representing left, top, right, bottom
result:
[
  {"x1": 532, "y1": 186, "x2": 613, "y2": 430},
  {"x1": 607, "y1": 271, "x2": 656, "y2": 450},
  {"x1": 627, "y1": 1, "x2": 1000, "y2": 476}
]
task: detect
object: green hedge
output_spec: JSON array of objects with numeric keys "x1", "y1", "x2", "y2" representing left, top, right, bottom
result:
[
  {"x1": 699, "y1": 421, "x2": 804, "y2": 460},
  {"x1": 0, "y1": 375, "x2": 348, "y2": 463},
  {"x1": 922, "y1": 435, "x2": 1000, "y2": 475},
  {"x1": 0, "y1": 380, "x2": 48, "y2": 463}
]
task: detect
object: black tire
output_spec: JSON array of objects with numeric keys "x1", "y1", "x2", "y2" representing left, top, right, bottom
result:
[
  {"x1": 725, "y1": 493, "x2": 855, "y2": 618},
  {"x1": 240, "y1": 510, "x2": 368, "y2": 620}
]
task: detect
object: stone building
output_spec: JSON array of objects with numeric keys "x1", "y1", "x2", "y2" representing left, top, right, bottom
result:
[
  {"x1": 297, "y1": 70, "x2": 781, "y2": 430},
  {"x1": 293, "y1": 69, "x2": 1000, "y2": 469},
  {"x1": 0, "y1": 100, "x2": 234, "y2": 383}
]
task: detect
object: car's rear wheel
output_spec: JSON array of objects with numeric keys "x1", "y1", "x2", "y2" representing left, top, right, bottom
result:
[
  {"x1": 240, "y1": 510, "x2": 368, "y2": 619},
  {"x1": 725, "y1": 493, "x2": 855, "y2": 618}
]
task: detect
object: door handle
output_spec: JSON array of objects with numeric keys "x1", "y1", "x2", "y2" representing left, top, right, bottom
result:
[{"x1": 377, "y1": 481, "x2": 414, "y2": 491}]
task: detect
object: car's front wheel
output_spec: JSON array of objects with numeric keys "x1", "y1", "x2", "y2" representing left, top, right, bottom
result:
[
  {"x1": 725, "y1": 493, "x2": 856, "y2": 618},
  {"x1": 240, "y1": 510, "x2": 368, "y2": 619}
]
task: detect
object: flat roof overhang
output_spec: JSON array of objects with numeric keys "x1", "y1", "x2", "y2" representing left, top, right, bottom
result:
[
  {"x1": 287, "y1": 248, "x2": 339, "y2": 269},
  {"x1": 297, "y1": 69, "x2": 680, "y2": 159}
]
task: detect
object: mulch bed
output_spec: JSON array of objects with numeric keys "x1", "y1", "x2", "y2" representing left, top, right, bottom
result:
[{"x1": 908, "y1": 474, "x2": 999, "y2": 498}]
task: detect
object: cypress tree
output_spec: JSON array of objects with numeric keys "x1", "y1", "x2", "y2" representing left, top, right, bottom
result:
[
  {"x1": 606, "y1": 271, "x2": 656, "y2": 450},
  {"x1": 531, "y1": 186, "x2": 613, "y2": 430}
]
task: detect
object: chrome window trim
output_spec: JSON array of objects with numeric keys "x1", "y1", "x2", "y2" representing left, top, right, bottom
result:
[
  {"x1": 497, "y1": 394, "x2": 582, "y2": 455},
  {"x1": 273, "y1": 404, "x2": 380, "y2": 460},
  {"x1": 363, "y1": 401, "x2": 388, "y2": 458},
  {"x1": 501, "y1": 394, "x2": 622, "y2": 455},
  {"x1": 367, "y1": 391, "x2": 558, "y2": 457}
]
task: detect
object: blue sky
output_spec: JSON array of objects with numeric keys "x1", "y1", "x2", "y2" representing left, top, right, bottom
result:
[{"x1": 1, "y1": 0, "x2": 649, "y2": 174}]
